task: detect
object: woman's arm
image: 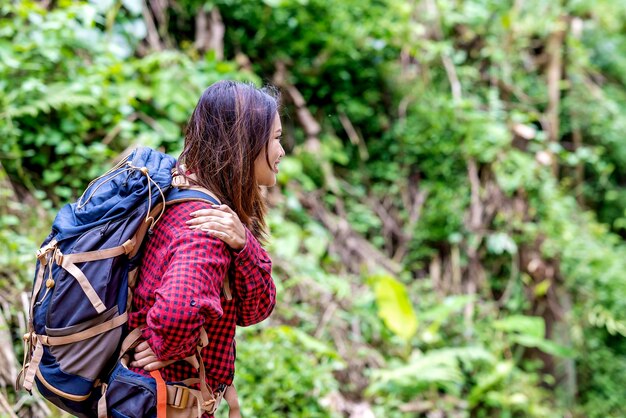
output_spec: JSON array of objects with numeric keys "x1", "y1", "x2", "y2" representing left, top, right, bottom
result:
[
  {"x1": 141, "y1": 229, "x2": 230, "y2": 360},
  {"x1": 225, "y1": 384, "x2": 242, "y2": 418},
  {"x1": 232, "y1": 229, "x2": 276, "y2": 326},
  {"x1": 187, "y1": 207, "x2": 276, "y2": 326}
]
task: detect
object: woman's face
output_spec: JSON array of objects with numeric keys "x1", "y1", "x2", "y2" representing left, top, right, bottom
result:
[{"x1": 255, "y1": 112, "x2": 284, "y2": 187}]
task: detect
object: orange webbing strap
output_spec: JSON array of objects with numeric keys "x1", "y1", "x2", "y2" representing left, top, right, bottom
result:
[{"x1": 150, "y1": 370, "x2": 167, "y2": 418}]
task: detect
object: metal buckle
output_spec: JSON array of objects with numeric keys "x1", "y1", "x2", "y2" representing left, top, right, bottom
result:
[
  {"x1": 36, "y1": 241, "x2": 57, "y2": 263},
  {"x1": 171, "y1": 385, "x2": 190, "y2": 409}
]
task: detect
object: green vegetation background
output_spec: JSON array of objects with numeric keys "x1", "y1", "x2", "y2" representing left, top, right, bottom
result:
[{"x1": 1, "y1": 0, "x2": 626, "y2": 416}]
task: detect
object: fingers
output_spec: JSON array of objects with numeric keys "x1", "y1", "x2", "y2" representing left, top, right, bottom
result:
[
  {"x1": 188, "y1": 209, "x2": 235, "y2": 229},
  {"x1": 189, "y1": 206, "x2": 231, "y2": 219},
  {"x1": 134, "y1": 341, "x2": 150, "y2": 352},
  {"x1": 130, "y1": 355, "x2": 175, "y2": 370},
  {"x1": 130, "y1": 341, "x2": 156, "y2": 367},
  {"x1": 187, "y1": 205, "x2": 245, "y2": 250},
  {"x1": 189, "y1": 220, "x2": 234, "y2": 231},
  {"x1": 129, "y1": 341, "x2": 177, "y2": 371},
  {"x1": 143, "y1": 360, "x2": 175, "y2": 371},
  {"x1": 214, "y1": 204, "x2": 236, "y2": 216},
  {"x1": 130, "y1": 353, "x2": 157, "y2": 368},
  {"x1": 204, "y1": 229, "x2": 230, "y2": 239},
  {"x1": 133, "y1": 348, "x2": 153, "y2": 361},
  {"x1": 131, "y1": 358, "x2": 168, "y2": 371},
  {"x1": 189, "y1": 221, "x2": 230, "y2": 232}
]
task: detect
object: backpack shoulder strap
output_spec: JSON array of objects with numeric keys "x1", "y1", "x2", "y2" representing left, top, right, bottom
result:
[
  {"x1": 169, "y1": 172, "x2": 220, "y2": 206},
  {"x1": 165, "y1": 187, "x2": 220, "y2": 207}
]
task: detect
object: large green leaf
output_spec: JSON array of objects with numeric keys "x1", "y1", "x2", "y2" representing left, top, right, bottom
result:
[
  {"x1": 493, "y1": 315, "x2": 545, "y2": 339},
  {"x1": 368, "y1": 273, "x2": 418, "y2": 340}
]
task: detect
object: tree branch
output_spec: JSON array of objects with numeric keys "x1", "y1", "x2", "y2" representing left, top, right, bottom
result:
[
  {"x1": 142, "y1": 1, "x2": 163, "y2": 51},
  {"x1": 545, "y1": 17, "x2": 567, "y2": 176}
]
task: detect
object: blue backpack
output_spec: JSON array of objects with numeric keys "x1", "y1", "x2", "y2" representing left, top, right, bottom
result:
[{"x1": 17, "y1": 147, "x2": 223, "y2": 417}]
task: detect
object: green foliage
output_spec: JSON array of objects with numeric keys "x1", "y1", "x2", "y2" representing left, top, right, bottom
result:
[
  {"x1": 3, "y1": 0, "x2": 626, "y2": 417},
  {"x1": 216, "y1": 326, "x2": 342, "y2": 418},
  {"x1": 0, "y1": 1, "x2": 249, "y2": 200}
]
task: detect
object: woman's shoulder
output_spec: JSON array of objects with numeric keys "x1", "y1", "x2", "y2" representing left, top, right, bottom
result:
[
  {"x1": 161, "y1": 200, "x2": 214, "y2": 226},
  {"x1": 150, "y1": 200, "x2": 216, "y2": 241}
]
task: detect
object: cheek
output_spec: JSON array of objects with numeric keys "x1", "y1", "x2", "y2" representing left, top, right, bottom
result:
[
  {"x1": 271, "y1": 143, "x2": 282, "y2": 160},
  {"x1": 254, "y1": 152, "x2": 270, "y2": 178}
]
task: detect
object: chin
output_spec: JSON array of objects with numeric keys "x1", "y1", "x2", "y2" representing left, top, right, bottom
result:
[{"x1": 257, "y1": 177, "x2": 276, "y2": 187}]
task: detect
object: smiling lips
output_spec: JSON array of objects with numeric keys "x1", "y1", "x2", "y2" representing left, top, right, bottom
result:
[{"x1": 273, "y1": 161, "x2": 280, "y2": 173}]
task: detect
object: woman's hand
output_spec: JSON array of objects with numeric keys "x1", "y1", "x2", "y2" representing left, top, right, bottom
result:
[
  {"x1": 129, "y1": 341, "x2": 176, "y2": 371},
  {"x1": 187, "y1": 205, "x2": 247, "y2": 250}
]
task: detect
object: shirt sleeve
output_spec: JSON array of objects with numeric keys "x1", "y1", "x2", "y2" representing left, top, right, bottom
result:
[
  {"x1": 142, "y1": 230, "x2": 231, "y2": 360},
  {"x1": 232, "y1": 228, "x2": 276, "y2": 326}
]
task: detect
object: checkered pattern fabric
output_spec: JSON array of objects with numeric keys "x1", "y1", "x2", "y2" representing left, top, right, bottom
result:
[{"x1": 128, "y1": 200, "x2": 276, "y2": 414}]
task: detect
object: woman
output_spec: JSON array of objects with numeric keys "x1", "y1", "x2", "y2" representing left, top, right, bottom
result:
[{"x1": 126, "y1": 80, "x2": 284, "y2": 417}]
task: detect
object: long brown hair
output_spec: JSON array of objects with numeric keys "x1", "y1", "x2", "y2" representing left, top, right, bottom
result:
[{"x1": 178, "y1": 80, "x2": 280, "y2": 240}]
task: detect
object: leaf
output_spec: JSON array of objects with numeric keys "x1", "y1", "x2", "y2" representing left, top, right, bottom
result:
[
  {"x1": 493, "y1": 315, "x2": 545, "y2": 339},
  {"x1": 278, "y1": 326, "x2": 341, "y2": 359},
  {"x1": 303, "y1": 222, "x2": 329, "y2": 260},
  {"x1": 369, "y1": 357, "x2": 461, "y2": 390},
  {"x1": 368, "y1": 346, "x2": 493, "y2": 393},
  {"x1": 270, "y1": 221, "x2": 302, "y2": 259},
  {"x1": 121, "y1": 0, "x2": 143, "y2": 15},
  {"x1": 1, "y1": 215, "x2": 19, "y2": 227},
  {"x1": 276, "y1": 156, "x2": 303, "y2": 185},
  {"x1": 468, "y1": 361, "x2": 514, "y2": 406},
  {"x1": 486, "y1": 232, "x2": 518, "y2": 255},
  {"x1": 533, "y1": 279, "x2": 551, "y2": 297},
  {"x1": 368, "y1": 273, "x2": 418, "y2": 340},
  {"x1": 511, "y1": 335, "x2": 576, "y2": 358}
]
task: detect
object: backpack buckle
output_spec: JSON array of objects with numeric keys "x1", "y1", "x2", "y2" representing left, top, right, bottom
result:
[
  {"x1": 170, "y1": 385, "x2": 190, "y2": 409},
  {"x1": 36, "y1": 240, "x2": 57, "y2": 263}
]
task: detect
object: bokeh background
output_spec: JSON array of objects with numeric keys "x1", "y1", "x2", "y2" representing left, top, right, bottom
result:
[{"x1": 1, "y1": 0, "x2": 626, "y2": 417}]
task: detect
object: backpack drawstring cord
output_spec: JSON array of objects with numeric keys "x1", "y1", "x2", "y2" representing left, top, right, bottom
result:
[
  {"x1": 77, "y1": 154, "x2": 131, "y2": 209},
  {"x1": 77, "y1": 161, "x2": 167, "y2": 232},
  {"x1": 131, "y1": 164, "x2": 166, "y2": 230}
]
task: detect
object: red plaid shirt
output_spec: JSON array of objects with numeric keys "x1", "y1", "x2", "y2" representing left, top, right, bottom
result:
[{"x1": 128, "y1": 200, "x2": 276, "y2": 403}]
